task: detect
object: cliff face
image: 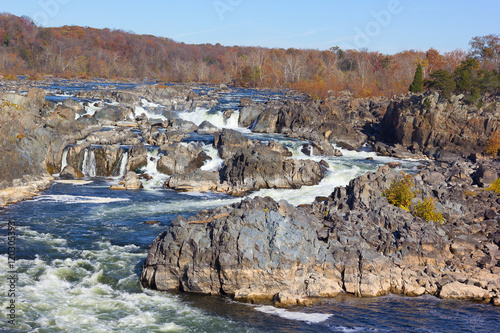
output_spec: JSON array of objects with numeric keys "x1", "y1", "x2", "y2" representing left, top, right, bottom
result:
[
  {"x1": 141, "y1": 163, "x2": 500, "y2": 306},
  {"x1": 0, "y1": 88, "x2": 88, "y2": 205},
  {"x1": 380, "y1": 92, "x2": 500, "y2": 158}
]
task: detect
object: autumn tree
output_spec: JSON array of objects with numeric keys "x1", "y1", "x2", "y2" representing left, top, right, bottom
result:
[{"x1": 409, "y1": 63, "x2": 423, "y2": 93}]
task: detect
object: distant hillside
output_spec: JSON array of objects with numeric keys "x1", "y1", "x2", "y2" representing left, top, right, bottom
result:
[{"x1": 0, "y1": 13, "x2": 498, "y2": 98}]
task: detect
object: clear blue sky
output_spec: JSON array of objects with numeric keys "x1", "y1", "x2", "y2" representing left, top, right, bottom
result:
[{"x1": 2, "y1": 0, "x2": 499, "y2": 54}]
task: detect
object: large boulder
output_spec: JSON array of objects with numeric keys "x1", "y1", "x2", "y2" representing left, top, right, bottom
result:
[
  {"x1": 164, "y1": 118, "x2": 198, "y2": 133},
  {"x1": 94, "y1": 104, "x2": 134, "y2": 125},
  {"x1": 127, "y1": 143, "x2": 148, "y2": 172},
  {"x1": 197, "y1": 120, "x2": 220, "y2": 135},
  {"x1": 165, "y1": 170, "x2": 220, "y2": 192},
  {"x1": 157, "y1": 143, "x2": 210, "y2": 175},
  {"x1": 213, "y1": 129, "x2": 252, "y2": 159},
  {"x1": 62, "y1": 97, "x2": 85, "y2": 115},
  {"x1": 141, "y1": 197, "x2": 343, "y2": 302},
  {"x1": 219, "y1": 144, "x2": 327, "y2": 196},
  {"x1": 238, "y1": 103, "x2": 265, "y2": 128}
]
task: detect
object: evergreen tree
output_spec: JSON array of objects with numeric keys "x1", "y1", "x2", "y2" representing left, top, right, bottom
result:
[
  {"x1": 430, "y1": 69, "x2": 456, "y2": 100},
  {"x1": 409, "y1": 63, "x2": 423, "y2": 93}
]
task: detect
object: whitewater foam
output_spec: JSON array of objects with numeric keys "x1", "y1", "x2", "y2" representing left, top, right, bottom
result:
[
  {"x1": 254, "y1": 305, "x2": 332, "y2": 323},
  {"x1": 178, "y1": 107, "x2": 241, "y2": 130},
  {"x1": 33, "y1": 195, "x2": 130, "y2": 204}
]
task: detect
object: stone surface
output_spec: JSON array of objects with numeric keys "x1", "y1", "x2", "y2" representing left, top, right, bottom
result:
[
  {"x1": 197, "y1": 120, "x2": 220, "y2": 135},
  {"x1": 157, "y1": 143, "x2": 210, "y2": 175},
  {"x1": 142, "y1": 161, "x2": 500, "y2": 306}
]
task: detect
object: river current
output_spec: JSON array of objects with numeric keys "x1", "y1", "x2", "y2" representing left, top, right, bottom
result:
[{"x1": 1, "y1": 82, "x2": 499, "y2": 332}]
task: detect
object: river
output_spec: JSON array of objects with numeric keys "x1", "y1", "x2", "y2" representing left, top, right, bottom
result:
[{"x1": 0, "y1": 81, "x2": 499, "y2": 332}]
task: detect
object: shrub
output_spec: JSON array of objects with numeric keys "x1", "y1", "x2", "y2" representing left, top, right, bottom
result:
[
  {"x1": 412, "y1": 198, "x2": 445, "y2": 224},
  {"x1": 383, "y1": 172, "x2": 416, "y2": 211},
  {"x1": 486, "y1": 131, "x2": 500, "y2": 156},
  {"x1": 486, "y1": 178, "x2": 500, "y2": 195}
]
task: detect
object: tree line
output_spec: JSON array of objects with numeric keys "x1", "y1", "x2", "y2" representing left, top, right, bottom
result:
[{"x1": 0, "y1": 13, "x2": 498, "y2": 98}]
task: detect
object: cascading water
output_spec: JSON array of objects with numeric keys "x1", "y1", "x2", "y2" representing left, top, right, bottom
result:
[
  {"x1": 178, "y1": 107, "x2": 241, "y2": 130},
  {"x1": 118, "y1": 152, "x2": 128, "y2": 178},
  {"x1": 112, "y1": 151, "x2": 129, "y2": 178},
  {"x1": 60, "y1": 149, "x2": 69, "y2": 173},
  {"x1": 81, "y1": 149, "x2": 97, "y2": 178},
  {"x1": 139, "y1": 149, "x2": 169, "y2": 190}
]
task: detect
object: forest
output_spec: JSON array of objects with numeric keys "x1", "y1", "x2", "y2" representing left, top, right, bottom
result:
[{"x1": 0, "y1": 13, "x2": 499, "y2": 99}]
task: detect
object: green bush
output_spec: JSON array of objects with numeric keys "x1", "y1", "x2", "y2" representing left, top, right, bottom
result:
[
  {"x1": 486, "y1": 178, "x2": 500, "y2": 195},
  {"x1": 383, "y1": 172, "x2": 416, "y2": 211},
  {"x1": 412, "y1": 198, "x2": 445, "y2": 224}
]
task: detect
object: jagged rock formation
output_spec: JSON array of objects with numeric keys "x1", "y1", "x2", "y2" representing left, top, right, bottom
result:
[
  {"x1": 142, "y1": 163, "x2": 500, "y2": 306},
  {"x1": 0, "y1": 88, "x2": 90, "y2": 206},
  {"x1": 380, "y1": 92, "x2": 500, "y2": 158}
]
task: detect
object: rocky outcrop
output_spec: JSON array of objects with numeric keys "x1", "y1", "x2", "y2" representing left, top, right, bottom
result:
[
  {"x1": 0, "y1": 88, "x2": 90, "y2": 206},
  {"x1": 142, "y1": 162, "x2": 500, "y2": 306},
  {"x1": 85, "y1": 128, "x2": 140, "y2": 145},
  {"x1": 218, "y1": 145, "x2": 327, "y2": 196},
  {"x1": 380, "y1": 92, "x2": 500, "y2": 158},
  {"x1": 197, "y1": 121, "x2": 220, "y2": 135},
  {"x1": 94, "y1": 104, "x2": 134, "y2": 125},
  {"x1": 238, "y1": 101, "x2": 265, "y2": 128},
  {"x1": 165, "y1": 170, "x2": 220, "y2": 192},
  {"x1": 157, "y1": 143, "x2": 210, "y2": 175},
  {"x1": 213, "y1": 129, "x2": 252, "y2": 159},
  {"x1": 110, "y1": 171, "x2": 143, "y2": 190}
]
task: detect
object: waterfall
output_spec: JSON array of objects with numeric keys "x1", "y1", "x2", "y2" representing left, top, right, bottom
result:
[
  {"x1": 178, "y1": 107, "x2": 241, "y2": 130},
  {"x1": 140, "y1": 149, "x2": 170, "y2": 190},
  {"x1": 118, "y1": 152, "x2": 128, "y2": 178},
  {"x1": 112, "y1": 151, "x2": 129, "y2": 178},
  {"x1": 60, "y1": 149, "x2": 69, "y2": 173},
  {"x1": 82, "y1": 149, "x2": 97, "y2": 178}
]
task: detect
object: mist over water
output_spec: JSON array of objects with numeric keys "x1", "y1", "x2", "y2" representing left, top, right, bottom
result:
[{"x1": 1, "y1": 82, "x2": 499, "y2": 332}]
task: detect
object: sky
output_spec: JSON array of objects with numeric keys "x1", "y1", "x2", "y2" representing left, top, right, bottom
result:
[{"x1": 2, "y1": 0, "x2": 499, "y2": 54}]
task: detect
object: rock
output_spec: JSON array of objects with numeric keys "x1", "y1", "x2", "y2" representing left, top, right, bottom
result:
[
  {"x1": 0, "y1": 89, "x2": 85, "y2": 202},
  {"x1": 219, "y1": 145, "x2": 326, "y2": 195},
  {"x1": 157, "y1": 143, "x2": 210, "y2": 175},
  {"x1": 301, "y1": 140, "x2": 342, "y2": 157},
  {"x1": 239, "y1": 97, "x2": 253, "y2": 107},
  {"x1": 144, "y1": 220, "x2": 161, "y2": 225},
  {"x1": 60, "y1": 165, "x2": 84, "y2": 179},
  {"x1": 387, "y1": 162, "x2": 402, "y2": 169},
  {"x1": 439, "y1": 281, "x2": 490, "y2": 301},
  {"x1": 473, "y1": 164, "x2": 498, "y2": 187},
  {"x1": 165, "y1": 170, "x2": 220, "y2": 192},
  {"x1": 380, "y1": 91, "x2": 500, "y2": 157},
  {"x1": 141, "y1": 197, "x2": 343, "y2": 300},
  {"x1": 112, "y1": 171, "x2": 143, "y2": 190},
  {"x1": 93, "y1": 145, "x2": 126, "y2": 177},
  {"x1": 85, "y1": 128, "x2": 139, "y2": 145},
  {"x1": 127, "y1": 143, "x2": 148, "y2": 172},
  {"x1": 252, "y1": 106, "x2": 280, "y2": 133},
  {"x1": 213, "y1": 129, "x2": 252, "y2": 159},
  {"x1": 164, "y1": 118, "x2": 198, "y2": 133},
  {"x1": 187, "y1": 91, "x2": 200, "y2": 101},
  {"x1": 238, "y1": 104, "x2": 265, "y2": 127},
  {"x1": 62, "y1": 98, "x2": 84, "y2": 115},
  {"x1": 268, "y1": 141, "x2": 292, "y2": 157},
  {"x1": 197, "y1": 120, "x2": 219, "y2": 135},
  {"x1": 115, "y1": 91, "x2": 140, "y2": 104},
  {"x1": 142, "y1": 159, "x2": 500, "y2": 305},
  {"x1": 94, "y1": 104, "x2": 134, "y2": 126}
]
